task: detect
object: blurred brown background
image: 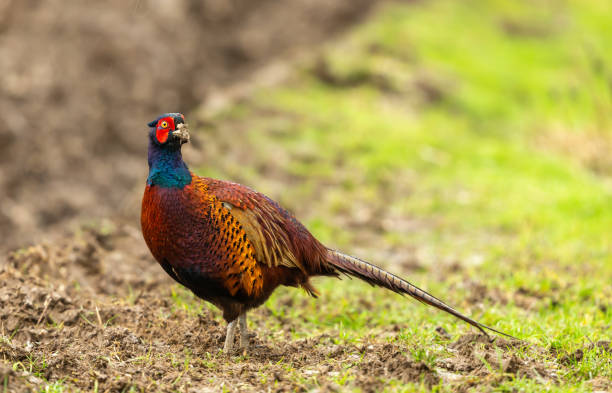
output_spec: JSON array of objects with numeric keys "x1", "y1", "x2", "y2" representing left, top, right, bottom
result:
[{"x1": 0, "y1": 0, "x2": 379, "y2": 250}]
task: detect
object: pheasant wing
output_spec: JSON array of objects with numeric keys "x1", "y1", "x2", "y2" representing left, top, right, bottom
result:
[{"x1": 205, "y1": 178, "x2": 306, "y2": 273}]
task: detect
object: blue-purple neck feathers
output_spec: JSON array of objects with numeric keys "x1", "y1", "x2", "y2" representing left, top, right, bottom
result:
[{"x1": 147, "y1": 138, "x2": 192, "y2": 188}]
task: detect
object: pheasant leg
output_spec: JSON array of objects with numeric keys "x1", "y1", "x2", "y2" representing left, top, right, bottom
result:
[
  {"x1": 223, "y1": 319, "x2": 237, "y2": 353},
  {"x1": 239, "y1": 313, "x2": 249, "y2": 349}
]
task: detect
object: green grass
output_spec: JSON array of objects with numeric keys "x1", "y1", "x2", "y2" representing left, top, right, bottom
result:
[{"x1": 190, "y1": 0, "x2": 612, "y2": 391}]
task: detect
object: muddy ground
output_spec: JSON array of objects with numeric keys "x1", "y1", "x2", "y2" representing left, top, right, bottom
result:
[
  {"x1": 0, "y1": 0, "x2": 378, "y2": 251},
  {"x1": 2, "y1": 226, "x2": 581, "y2": 392}
]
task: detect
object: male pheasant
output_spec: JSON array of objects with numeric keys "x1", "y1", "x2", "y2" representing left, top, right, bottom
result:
[{"x1": 141, "y1": 113, "x2": 513, "y2": 353}]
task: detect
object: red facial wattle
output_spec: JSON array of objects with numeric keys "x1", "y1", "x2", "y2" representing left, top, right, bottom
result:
[{"x1": 155, "y1": 117, "x2": 175, "y2": 144}]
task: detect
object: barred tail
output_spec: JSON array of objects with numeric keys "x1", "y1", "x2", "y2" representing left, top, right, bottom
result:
[{"x1": 326, "y1": 249, "x2": 516, "y2": 339}]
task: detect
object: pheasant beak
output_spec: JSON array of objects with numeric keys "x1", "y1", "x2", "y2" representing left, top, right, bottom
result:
[{"x1": 172, "y1": 123, "x2": 190, "y2": 144}]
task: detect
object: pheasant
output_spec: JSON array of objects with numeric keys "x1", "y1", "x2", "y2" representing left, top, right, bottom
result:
[{"x1": 141, "y1": 113, "x2": 514, "y2": 353}]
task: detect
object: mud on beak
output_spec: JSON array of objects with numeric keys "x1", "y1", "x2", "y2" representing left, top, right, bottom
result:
[{"x1": 173, "y1": 123, "x2": 190, "y2": 144}]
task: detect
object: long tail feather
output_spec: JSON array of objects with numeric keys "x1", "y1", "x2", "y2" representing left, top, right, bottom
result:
[{"x1": 327, "y1": 249, "x2": 517, "y2": 340}]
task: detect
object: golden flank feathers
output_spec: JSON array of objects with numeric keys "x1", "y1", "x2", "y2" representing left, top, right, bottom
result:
[
  {"x1": 210, "y1": 198, "x2": 264, "y2": 297},
  {"x1": 221, "y1": 202, "x2": 304, "y2": 273}
]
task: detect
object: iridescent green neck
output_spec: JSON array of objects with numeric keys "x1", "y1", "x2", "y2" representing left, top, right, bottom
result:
[{"x1": 147, "y1": 139, "x2": 192, "y2": 188}]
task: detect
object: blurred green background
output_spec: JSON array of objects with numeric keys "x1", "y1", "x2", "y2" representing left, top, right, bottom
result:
[{"x1": 188, "y1": 0, "x2": 612, "y2": 390}]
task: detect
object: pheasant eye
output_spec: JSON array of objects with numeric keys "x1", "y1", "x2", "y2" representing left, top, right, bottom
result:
[{"x1": 160, "y1": 121, "x2": 169, "y2": 128}]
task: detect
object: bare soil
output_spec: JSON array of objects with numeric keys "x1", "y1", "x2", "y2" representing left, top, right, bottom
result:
[
  {"x1": 0, "y1": 0, "x2": 378, "y2": 251},
  {"x1": 0, "y1": 226, "x2": 570, "y2": 392}
]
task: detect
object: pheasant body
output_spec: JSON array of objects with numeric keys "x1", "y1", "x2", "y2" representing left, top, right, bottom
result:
[
  {"x1": 142, "y1": 175, "x2": 334, "y2": 322},
  {"x1": 142, "y1": 113, "x2": 514, "y2": 352}
]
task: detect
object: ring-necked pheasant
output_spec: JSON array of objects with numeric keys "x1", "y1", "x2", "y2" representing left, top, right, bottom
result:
[{"x1": 141, "y1": 113, "x2": 514, "y2": 353}]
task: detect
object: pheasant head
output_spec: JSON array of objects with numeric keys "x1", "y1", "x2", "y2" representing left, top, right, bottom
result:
[
  {"x1": 146, "y1": 112, "x2": 191, "y2": 188},
  {"x1": 147, "y1": 112, "x2": 190, "y2": 148}
]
